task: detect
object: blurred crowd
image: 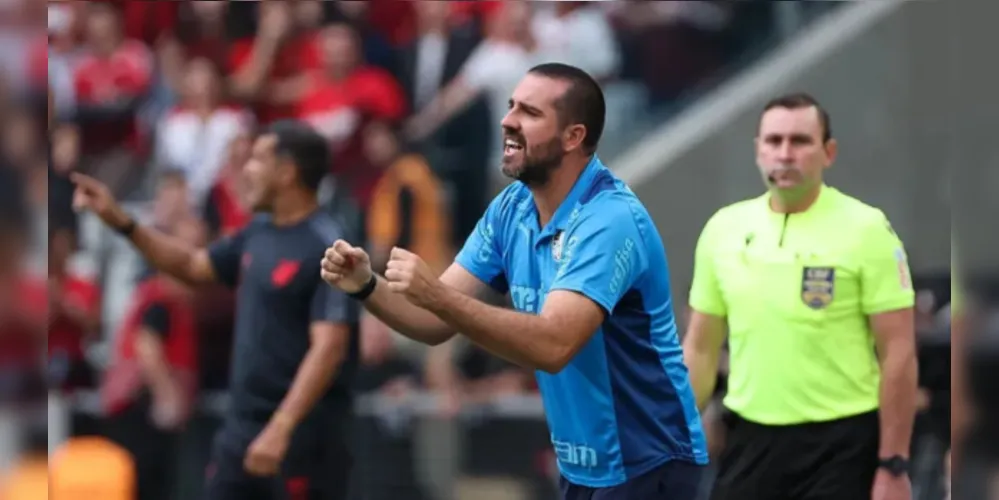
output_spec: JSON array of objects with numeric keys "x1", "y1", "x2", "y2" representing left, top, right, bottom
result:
[
  {"x1": 15, "y1": 1, "x2": 990, "y2": 499},
  {"x1": 29, "y1": 0, "x2": 797, "y2": 431}
]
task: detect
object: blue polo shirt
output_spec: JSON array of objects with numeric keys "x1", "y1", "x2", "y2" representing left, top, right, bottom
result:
[{"x1": 455, "y1": 156, "x2": 708, "y2": 487}]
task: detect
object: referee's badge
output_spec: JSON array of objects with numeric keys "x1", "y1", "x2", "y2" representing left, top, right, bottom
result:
[
  {"x1": 552, "y1": 230, "x2": 565, "y2": 262},
  {"x1": 801, "y1": 267, "x2": 835, "y2": 309}
]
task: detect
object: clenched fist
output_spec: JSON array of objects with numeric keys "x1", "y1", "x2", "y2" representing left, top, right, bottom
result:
[
  {"x1": 321, "y1": 240, "x2": 373, "y2": 293},
  {"x1": 384, "y1": 247, "x2": 443, "y2": 309}
]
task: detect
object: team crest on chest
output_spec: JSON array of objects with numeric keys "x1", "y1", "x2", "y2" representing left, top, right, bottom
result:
[
  {"x1": 552, "y1": 230, "x2": 564, "y2": 262},
  {"x1": 801, "y1": 266, "x2": 835, "y2": 309}
]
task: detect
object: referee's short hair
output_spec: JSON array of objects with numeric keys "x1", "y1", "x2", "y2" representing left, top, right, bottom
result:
[
  {"x1": 266, "y1": 119, "x2": 330, "y2": 192},
  {"x1": 528, "y1": 63, "x2": 606, "y2": 154},
  {"x1": 761, "y1": 92, "x2": 833, "y2": 143}
]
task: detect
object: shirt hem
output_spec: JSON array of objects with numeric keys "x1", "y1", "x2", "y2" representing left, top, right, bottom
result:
[
  {"x1": 559, "y1": 452, "x2": 709, "y2": 488},
  {"x1": 723, "y1": 402, "x2": 881, "y2": 426},
  {"x1": 862, "y1": 298, "x2": 915, "y2": 315},
  {"x1": 689, "y1": 302, "x2": 726, "y2": 318}
]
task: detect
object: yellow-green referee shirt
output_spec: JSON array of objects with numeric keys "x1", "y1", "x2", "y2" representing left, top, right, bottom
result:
[{"x1": 690, "y1": 185, "x2": 915, "y2": 425}]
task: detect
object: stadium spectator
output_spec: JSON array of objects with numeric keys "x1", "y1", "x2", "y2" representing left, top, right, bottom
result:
[
  {"x1": 0, "y1": 205, "x2": 45, "y2": 407},
  {"x1": 297, "y1": 22, "x2": 407, "y2": 209},
  {"x1": 227, "y1": 0, "x2": 320, "y2": 124},
  {"x1": 97, "y1": 0, "x2": 180, "y2": 48},
  {"x1": 531, "y1": 2, "x2": 621, "y2": 83},
  {"x1": 151, "y1": 169, "x2": 195, "y2": 234},
  {"x1": 365, "y1": 120, "x2": 451, "y2": 275},
  {"x1": 44, "y1": 1, "x2": 85, "y2": 121},
  {"x1": 606, "y1": 1, "x2": 731, "y2": 106},
  {"x1": 159, "y1": 0, "x2": 233, "y2": 90},
  {"x1": 102, "y1": 218, "x2": 202, "y2": 500},
  {"x1": 155, "y1": 57, "x2": 253, "y2": 208},
  {"x1": 203, "y1": 130, "x2": 255, "y2": 239},
  {"x1": 73, "y1": 2, "x2": 154, "y2": 196},
  {"x1": 1, "y1": 105, "x2": 43, "y2": 174},
  {"x1": 394, "y1": 0, "x2": 492, "y2": 250},
  {"x1": 47, "y1": 226, "x2": 101, "y2": 393},
  {"x1": 404, "y1": 1, "x2": 543, "y2": 166}
]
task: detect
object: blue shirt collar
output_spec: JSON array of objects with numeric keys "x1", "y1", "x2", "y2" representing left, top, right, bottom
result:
[{"x1": 536, "y1": 154, "x2": 603, "y2": 238}]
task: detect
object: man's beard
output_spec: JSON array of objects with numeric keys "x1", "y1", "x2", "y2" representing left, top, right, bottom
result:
[{"x1": 502, "y1": 135, "x2": 564, "y2": 187}]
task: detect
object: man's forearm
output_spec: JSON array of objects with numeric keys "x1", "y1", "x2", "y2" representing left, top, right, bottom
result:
[
  {"x1": 683, "y1": 347, "x2": 720, "y2": 411},
  {"x1": 364, "y1": 276, "x2": 454, "y2": 345},
  {"x1": 127, "y1": 224, "x2": 208, "y2": 285},
  {"x1": 229, "y1": 38, "x2": 281, "y2": 100},
  {"x1": 273, "y1": 343, "x2": 343, "y2": 431},
  {"x1": 424, "y1": 286, "x2": 562, "y2": 372},
  {"x1": 878, "y1": 352, "x2": 918, "y2": 457}
]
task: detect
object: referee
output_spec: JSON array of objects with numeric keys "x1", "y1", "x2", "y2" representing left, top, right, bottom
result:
[
  {"x1": 323, "y1": 63, "x2": 708, "y2": 499},
  {"x1": 682, "y1": 93, "x2": 918, "y2": 500}
]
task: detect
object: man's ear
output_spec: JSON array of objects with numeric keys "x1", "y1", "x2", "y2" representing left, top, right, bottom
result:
[
  {"x1": 563, "y1": 124, "x2": 587, "y2": 153},
  {"x1": 823, "y1": 138, "x2": 838, "y2": 167}
]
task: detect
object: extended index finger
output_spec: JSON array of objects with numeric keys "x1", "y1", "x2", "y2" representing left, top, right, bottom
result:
[{"x1": 68, "y1": 172, "x2": 99, "y2": 189}]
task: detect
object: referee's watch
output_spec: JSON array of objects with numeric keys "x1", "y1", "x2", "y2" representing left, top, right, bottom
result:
[{"x1": 877, "y1": 456, "x2": 910, "y2": 477}]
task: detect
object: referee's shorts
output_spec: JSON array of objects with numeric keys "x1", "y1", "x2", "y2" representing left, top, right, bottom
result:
[{"x1": 710, "y1": 410, "x2": 879, "y2": 500}]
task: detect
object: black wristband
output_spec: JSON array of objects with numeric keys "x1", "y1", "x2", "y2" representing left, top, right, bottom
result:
[
  {"x1": 877, "y1": 456, "x2": 910, "y2": 477},
  {"x1": 347, "y1": 275, "x2": 377, "y2": 301},
  {"x1": 115, "y1": 217, "x2": 137, "y2": 237}
]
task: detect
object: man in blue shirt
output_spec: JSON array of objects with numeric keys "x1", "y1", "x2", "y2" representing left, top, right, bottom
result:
[{"x1": 322, "y1": 63, "x2": 707, "y2": 499}]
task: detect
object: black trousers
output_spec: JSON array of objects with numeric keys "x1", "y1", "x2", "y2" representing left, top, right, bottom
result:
[
  {"x1": 203, "y1": 423, "x2": 352, "y2": 500},
  {"x1": 710, "y1": 410, "x2": 879, "y2": 500},
  {"x1": 103, "y1": 395, "x2": 180, "y2": 500}
]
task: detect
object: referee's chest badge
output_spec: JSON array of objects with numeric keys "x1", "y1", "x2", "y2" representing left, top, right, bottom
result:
[
  {"x1": 552, "y1": 230, "x2": 564, "y2": 262},
  {"x1": 801, "y1": 267, "x2": 835, "y2": 309}
]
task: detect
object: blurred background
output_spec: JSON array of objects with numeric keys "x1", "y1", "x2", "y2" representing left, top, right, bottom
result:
[{"x1": 0, "y1": 0, "x2": 995, "y2": 499}]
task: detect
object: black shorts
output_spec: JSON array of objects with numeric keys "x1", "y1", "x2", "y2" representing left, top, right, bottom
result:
[
  {"x1": 203, "y1": 425, "x2": 352, "y2": 500},
  {"x1": 710, "y1": 410, "x2": 879, "y2": 500},
  {"x1": 560, "y1": 460, "x2": 706, "y2": 500}
]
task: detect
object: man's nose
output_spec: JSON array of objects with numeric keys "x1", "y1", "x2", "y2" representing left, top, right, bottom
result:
[
  {"x1": 500, "y1": 111, "x2": 518, "y2": 131},
  {"x1": 776, "y1": 141, "x2": 795, "y2": 161}
]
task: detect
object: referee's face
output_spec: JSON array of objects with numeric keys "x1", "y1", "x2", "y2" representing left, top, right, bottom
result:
[
  {"x1": 500, "y1": 75, "x2": 567, "y2": 186},
  {"x1": 755, "y1": 106, "x2": 835, "y2": 192}
]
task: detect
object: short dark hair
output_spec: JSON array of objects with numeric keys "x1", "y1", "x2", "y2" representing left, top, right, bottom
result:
[
  {"x1": 527, "y1": 63, "x2": 605, "y2": 154},
  {"x1": 761, "y1": 92, "x2": 832, "y2": 142},
  {"x1": 265, "y1": 120, "x2": 330, "y2": 191}
]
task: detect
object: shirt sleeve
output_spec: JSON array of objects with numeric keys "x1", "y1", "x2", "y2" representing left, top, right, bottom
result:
[
  {"x1": 207, "y1": 224, "x2": 251, "y2": 288},
  {"x1": 139, "y1": 302, "x2": 171, "y2": 339},
  {"x1": 689, "y1": 213, "x2": 727, "y2": 317},
  {"x1": 454, "y1": 191, "x2": 509, "y2": 293},
  {"x1": 310, "y1": 279, "x2": 357, "y2": 324},
  {"x1": 859, "y1": 215, "x2": 916, "y2": 315},
  {"x1": 548, "y1": 206, "x2": 649, "y2": 314}
]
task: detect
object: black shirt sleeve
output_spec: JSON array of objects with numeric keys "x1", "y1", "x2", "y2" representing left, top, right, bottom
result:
[
  {"x1": 140, "y1": 302, "x2": 171, "y2": 338},
  {"x1": 307, "y1": 213, "x2": 359, "y2": 325},
  {"x1": 310, "y1": 279, "x2": 357, "y2": 325},
  {"x1": 207, "y1": 221, "x2": 253, "y2": 288}
]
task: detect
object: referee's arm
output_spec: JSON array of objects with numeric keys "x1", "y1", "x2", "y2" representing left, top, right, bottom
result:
[
  {"x1": 861, "y1": 218, "x2": 918, "y2": 460},
  {"x1": 683, "y1": 217, "x2": 728, "y2": 412}
]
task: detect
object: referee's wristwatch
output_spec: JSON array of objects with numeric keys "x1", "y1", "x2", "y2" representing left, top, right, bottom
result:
[{"x1": 877, "y1": 456, "x2": 910, "y2": 477}]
